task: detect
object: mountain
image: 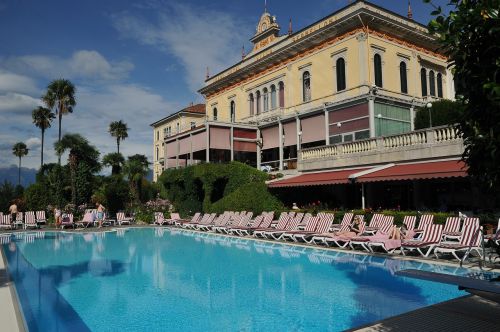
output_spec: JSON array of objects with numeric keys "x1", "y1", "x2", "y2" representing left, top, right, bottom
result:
[{"x1": 0, "y1": 165, "x2": 37, "y2": 187}]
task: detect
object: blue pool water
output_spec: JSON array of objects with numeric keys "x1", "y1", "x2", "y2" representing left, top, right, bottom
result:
[{"x1": 0, "y1": 228, "x2": 491, "y2": 331}]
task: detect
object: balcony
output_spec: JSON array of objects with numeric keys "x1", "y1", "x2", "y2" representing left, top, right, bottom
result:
[{"x1": 299, "y1": 126, "x2": 463, "y2": 171}]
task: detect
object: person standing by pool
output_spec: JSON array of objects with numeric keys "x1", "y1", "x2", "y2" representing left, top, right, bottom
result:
[
  {"x1": 54, "y1": 206, "x2": 62, "y2": 227},
  {"x1": 9, "y1": 201, "x2": 18, "y2": 224},
  {"x1": 96, "y1": 202, "x2": 105, "y2": 228}
]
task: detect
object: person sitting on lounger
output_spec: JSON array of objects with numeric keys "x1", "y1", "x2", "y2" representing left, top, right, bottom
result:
[
  {"x1": 390, "y1": 224, "x2": 411, "y2": 240},
  {"x1": 334, "y1": 215, "x2": 363, "y2": 237},
  {"x1": 96, "y1": 202, "x2": 106, "y2": 228},
  {"x1": 54, "y1": 206, "x2": 62, "y2": 227}
]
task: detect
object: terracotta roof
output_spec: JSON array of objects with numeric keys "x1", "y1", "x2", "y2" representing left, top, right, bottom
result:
[
  {"x1": 150, "y1": 104, "x2": 206, "y2": 127},
  {"x1": 355, "y1": 160, "x2": 468, "y2": 183}
]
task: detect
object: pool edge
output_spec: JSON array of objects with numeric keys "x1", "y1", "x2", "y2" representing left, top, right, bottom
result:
[{"x1": 0, "y1": 245, "x2": 28, "y2": 332}]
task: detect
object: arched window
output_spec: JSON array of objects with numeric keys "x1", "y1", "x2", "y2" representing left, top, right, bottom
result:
[
  {"x1": 256, "y1": 91, "x2": 261, "y2": 115},
  {"x1": 278, "y1": 82, "x2": 285, "y2": 108},
  {"x1": 213, "y1": 107, "x2": 218, "y2": 121},
  {"x1": 437, "y1": 73, "x2": 443, "y2": 98},
  {"x1": 429, "y1": 70, "x2": 436, "y2": 96},
  {"x1": 421, "y1": 68, "x2": 428, "y2": 97},
  {"x1": 270, "y1": 85, "x2": 277, "y2": 109},
  {"x1": 230, "y1": 101, "x2": 235, "y2": 122},
  {"x1": 263, "y1": 88, "x2": 269, "y2": 112},
  {"x1": 156, "y1": 147, "x2": 159, "y2": 161},
  {"x1": 374, "y1": 54, "x2": 383, "y2": 87},
  {"x1": 249, "y1": 94, "x2": 254, "y2": 116},
  {"x1": 176, "y1": 123, "x2": 180, "y2": 133},
  {"x1": 400, "y1": 61, "x2": 408, "y2": 94},
  {"x1": 336, "y1": 58, "x2": 346, "y2": 91},
  {"x1": 303, "y1": 71, "x2": 311, "y2": 102}
]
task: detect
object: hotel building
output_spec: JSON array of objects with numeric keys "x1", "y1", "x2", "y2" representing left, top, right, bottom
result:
[{"x1": 152, "y1": 1, "x2": 477, "y2": 210}]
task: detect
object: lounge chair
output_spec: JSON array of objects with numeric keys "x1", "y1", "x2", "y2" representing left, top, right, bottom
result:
[
  {"x1": 434, "y1": 223, "x2": 483, "y2": 261},
  {"x1": 331, "y1": 212, "x2": 353, "y2": 231},
  {"x1": 264, "y1": 213, "x2": 304, "y2": 240},
  {"x1": 212, "y1": 212, "x2": 242, "y2": 233},
  {"x1": 191, "y1": 213, "x2": 217, "y2": 230},
  {"x1": 312, "y1": 213, "x2": 352, "y2": 245},
  {"x1": 0, "y1": 214, "x2": 13, "y2": 230},
  {"x1": 76, "y1": 212, "x2": 95, "y2": 228},
  {"x1": 295, "y1": 213, "x2": 335, "y2": 243},
  {"x1": 280, "y1": 215, "x2": 319, "y2": 241},
  {"x1": 24, "y1": 211, "x2": 38, "y2": 230},
  {"x1": 116, "y1": 212, "x2": 133, "y2": 226},
  {"x1": 414, "y1": 214, "x2": 434, "y2": 237},
  {"x1": 231, "y1": 212, "x2": 273, "y2": 236},
  {"x1": 207, "y1": 213, "x2": 232, "y2": 232},
  {"x1": 165, "y1": 212, "x2": 182, "y2": 225},
  {"x1": 35, "y1": 210, "x2": 47, "y2": 226},
  {"x1": 221, "y1": 212, "x2": 253, "y2": 234},
  {"x1": 175, "y1": 212, "x2": 201, "y2": 226},
  {"x1": 441, "y1": 217, "x2": 461, "y2": 240},
  {"x1": 183, "y1": 213, "x2": 212, "y2": 229},
  {"x1": 364, "y1": 213, "x2": 384, "y2": 234},
  {"x1": 154, "y1": 212, "x2": 166, "y2": 225},
  {"x1": 254, "y1": 212, "x2": 291, "y2": 238},
  {"x1": 14, "y1": 212, "x2": 24, "y2": 229},
  {"x1": 400, "y1": 224, "x2": 443, "y2": 257},
  {"x1": 444, "y1": 217, "x2": 479, "y2": 241},
  {"x1": 323, "y1": 217, "x2": 366, "y2": 248},
  {"x1": 349, "y1": 216, "x2": 394, "y2": 251},
  {"x1": 60, "y1": 214, "x2": 75, "y2": 229}
]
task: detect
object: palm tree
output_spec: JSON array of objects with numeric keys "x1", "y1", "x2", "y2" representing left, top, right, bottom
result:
[
  {"x1": 109, "y1": 120, "x2": 129, "y2": 153},
  {"x1": 55, "y1": 133, "x2": 100, "y2": 205},
  {"x1": 12, "y1": 142, "x2": 29, "y2": 186},
  {"x1": 102, "y1": 152, "x2": 125, "y2": 175},
  {"x1": 123, "y1": 154, "x2": 150, "y2": 203},
  {"x1": 32, "y1": 106, "x2": 55, "y2": 168},
  {"x1": 42, "y1": 79, "x2": 76, "y2": 164}
]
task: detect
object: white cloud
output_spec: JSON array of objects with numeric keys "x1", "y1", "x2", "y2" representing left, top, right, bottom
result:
[
  {"x1": 0, "y1": 92, "x2": 41, "y2": 112},
  {"x1": 1, "y1": 50, "x2": 134, "y2": 82},
  {"x1": 0, "y1": 70, "x2": 40, "y2": 95},
  {"x1": 112, "y1": 3, "x2": 250, "y2": 91},
  {"x1": 25, "y1": 137, "x2": 41, "y2": 148}
]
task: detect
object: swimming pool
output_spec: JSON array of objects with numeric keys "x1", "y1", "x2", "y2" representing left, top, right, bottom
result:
[{"x1": 0, "y1": 228, "x2": 491, "y2": 331}]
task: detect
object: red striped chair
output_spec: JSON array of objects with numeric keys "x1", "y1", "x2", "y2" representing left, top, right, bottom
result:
[
  {"x1": 403, "y1": 215, "x2": 417, "y2": 232},
  {"x1": 232, "y1": 212, "x2": 273, "y2": 236},
  {"x1": 444, "y1": 217, "x2": 479, "y2": 241},
  {"x1": 364, "y1": 213, "x2": 383, "y2": 234},
  {"x1": 266, "y1": 213, "x2": 304, "y2": 240},
  {"x1": 401, "y1": 224, "x2": 443, "y2": 257},
  {"x1": 280, "y1": 215, "x2": 320, "y2": 241},
  {"x1": 174, "y1": 212, "x2": 200, "y2": 226},
  {"x1": 414, "y1": 214, "x2": 434, "y2": 236},
  {"x1": 298, "y1": 214, "x2": 335, "y2": 243},
  {"x1": 434, "y1": 223, "x2": 482, "y2": 261},
  {"x1": 331, "y1": 212, "x2": 353, "y2": 231},
  {"x1": 254, "y1": 212, "x2": 291, "y2": 238},
  {"x1": 0, "y1": 214, "x2": 13, "y2": 230},
  {"x1": 35, "y1": 210, "x2": 47, "y2": 225},
  {"x1": 24, "y1": 211, "x2": 38, "y2": 230},
  {"x1": 349, "y1": 216, "x2": 394, "y2": 251},
  {"x1": 324, "y1": 217, "x2": 366, "y2": 248},
  {"x1": 441, "y1": 217, "x2": 461, "y2": 240},
  {"x1": 312, "y1": 213, "x2": 351, "y2": 244}
]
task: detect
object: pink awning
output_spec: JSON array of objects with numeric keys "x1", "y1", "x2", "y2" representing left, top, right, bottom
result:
[
  {"x1": 179, "y1": 136, "x2": 190, "y2": 155},
  {"x1": 165, "y1": 141, "x2": 177, "y2": 158},
  {"x1": 301, "y1": 114, "x2": 325, "y2": 143},
  {"x1": 262, "y1": 126, "x2": 279, "y2": 150},
  {"x1": 234, "y1": 141, "x2": 257, "y2": 152},
  {"x1": 210, "y1": 127, "x2": 230, "y2": 150},
  {"x1": 283, "y1": 121, "x2": 297, "y2": 147},
  {"x1": 192, "y1": 131, "x2": 206, "y2": 152}
]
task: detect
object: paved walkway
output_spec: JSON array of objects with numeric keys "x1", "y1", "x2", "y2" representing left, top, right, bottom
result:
[
  {"x1": 352, "y1": 295, "x2": 500, "y2": 331},
  {"x1": 0, "y1": 250, "x2": 24, "y2": 332}
]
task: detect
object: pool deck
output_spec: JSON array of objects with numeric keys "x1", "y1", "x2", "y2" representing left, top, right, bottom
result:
[
  {"x1": 0, "y1": 249, "x2": 25, "y2": 332},
  {"x1": 1, "y1": 226, "x2": 500, "y2": 331}
]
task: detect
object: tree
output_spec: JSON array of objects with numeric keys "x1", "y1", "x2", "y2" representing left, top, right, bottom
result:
[
  {"x1": 425, "y1": 1, "x2": 500, "y2": 192},
  {"x1": 55, "y1": 133, "x2": 100, "y2": 206},
  {"x1": 414, "y1": 100, "x2": 464, "y2": 130},
  {"x1": 123, "y1": 154, "x2": 150, "y2": 203},
  {"x1": 32, "y1": 106, "x2": 55, "y2": 168},
  {"x1": 12, "y1": 142, "x2": 28, "y2": 186},
  {"x1": 108, "y1": 120, "x2": 129, "y2": 154},
  {"x1": 42, "y1": 79, "x2": 76, "y2": 164},
  {"x1": 102, "y1": 152, "x2": 125, "y2": 175}
]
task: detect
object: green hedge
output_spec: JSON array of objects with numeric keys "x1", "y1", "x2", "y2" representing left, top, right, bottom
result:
[{"x1": 159, "y1": 162, "x2": 281, "y2": 217}]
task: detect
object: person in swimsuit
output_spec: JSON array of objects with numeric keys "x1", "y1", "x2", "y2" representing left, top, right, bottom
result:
[
  {"x1": 54, "y1": 207, "x2": 62, "y2": 227},
  {"x1": 96, "y1": 202, "x2": 105, "y2": 228},
  {"x1": 334, "y1": 215, "x2": 363, "y2": 237},
  {"x1": 8, "y1": 201, "x2": 18, "y2": 224}
]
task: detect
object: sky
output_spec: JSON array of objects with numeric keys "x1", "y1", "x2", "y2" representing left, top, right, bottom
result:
[{"x1": 0, "y1": 0, "x2": 450, "y2": 170}]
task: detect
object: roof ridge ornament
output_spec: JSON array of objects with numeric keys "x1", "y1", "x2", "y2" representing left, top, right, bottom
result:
[
  {"x1": 288, "y1": 18, "x2": 293, "y2": 35},
  {"x1": 408, "y1": 0, "x2": 413, "y2": 20}
]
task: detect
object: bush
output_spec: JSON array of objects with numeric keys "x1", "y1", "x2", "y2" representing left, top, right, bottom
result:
[
  {"x1": 24, "y1": 183, "x2": 50, "y2": 212},
  {"x1": 209, "y1": 182, "x2": 283, "y2": 215}
]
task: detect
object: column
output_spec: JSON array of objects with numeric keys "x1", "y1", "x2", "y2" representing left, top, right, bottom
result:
[
  {"x1": 176, "y1": 138, "x2": 179, "y2": 168},
  {"x1": 256, "y1": 128, "x2": 262, "y2": 170},
  {"x1": 357, "y1": 32, "x2": 368, "y2": 86},
  {"x1": 368, "y1": 96, "x2": 375, "y2": 137},
  {"x1": 410, "y1": 105, "x2": 415, "y2": 131},
  {"x1": 361, "y1": 183, "x2": 366, "y2": 210},
  {"x1": 278, "y1": 121, "x2": 284, "y2": 171},
  {"x1": 230, "y1": 126, "x2": 234, "y2": 161},
  {"x1": 205, "y1": 123, "x2": 210, "y2": 163},
  {"x1": 324, "y1": 107, "x2": 329, "y2": 144},
  {"x1": 189, "y1": 133, "x2": 193, "y2": 165},
  {"x1": 296, "y1": 117, "x2": 301, "y2": 152}
]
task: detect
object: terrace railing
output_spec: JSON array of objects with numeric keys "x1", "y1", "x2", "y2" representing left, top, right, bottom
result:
[{"x1": 299, "y1": 125, "x2": 463, "y2": 171}]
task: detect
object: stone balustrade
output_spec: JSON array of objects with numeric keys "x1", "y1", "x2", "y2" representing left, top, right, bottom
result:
[{"x1": 299, "y1": 125, "x2": 463, "y2": 171}]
